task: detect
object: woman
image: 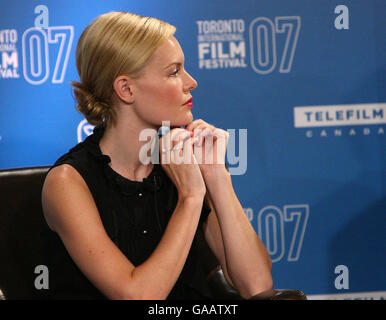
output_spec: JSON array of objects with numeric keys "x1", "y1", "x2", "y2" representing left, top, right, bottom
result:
[{"x1": 41, "y1": 11, "x2": 272, "y2": 300}]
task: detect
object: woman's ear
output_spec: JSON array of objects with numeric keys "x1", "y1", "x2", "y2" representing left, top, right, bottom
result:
[{"x1": 113, "y1": 75, "x2": 135, "y2": 104}]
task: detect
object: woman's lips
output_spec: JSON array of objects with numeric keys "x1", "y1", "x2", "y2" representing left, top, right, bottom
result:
[{"x1": 183, "y1": 97, "x2": 193, "y2": 108}]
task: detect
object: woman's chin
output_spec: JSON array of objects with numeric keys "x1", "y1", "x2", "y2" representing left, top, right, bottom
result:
[
  {"x1": 167, "y1": 114, "x2": 193, "y2": 128},
  {"x1": 182, "y1": 112, "x2": 194, "y2": 126}
]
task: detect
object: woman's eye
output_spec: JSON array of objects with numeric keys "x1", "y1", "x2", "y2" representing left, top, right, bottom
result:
[{"x1": 170, "y1": 68, "x2": 180, "y2": 76}]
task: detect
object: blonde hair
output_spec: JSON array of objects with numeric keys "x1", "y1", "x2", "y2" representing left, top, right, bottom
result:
[{"x1": 71, "y1": 11, "x2": 176, "y2": 126}]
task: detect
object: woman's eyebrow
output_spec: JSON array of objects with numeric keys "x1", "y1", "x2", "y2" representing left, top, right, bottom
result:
[{"x1": 163, "y1": 62, "x2": 182, "y2": 70}]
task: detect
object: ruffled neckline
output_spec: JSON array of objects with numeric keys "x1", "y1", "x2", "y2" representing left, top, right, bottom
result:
[{"x1": 81, "y1": 125, "x2": 164, "y2": 196}]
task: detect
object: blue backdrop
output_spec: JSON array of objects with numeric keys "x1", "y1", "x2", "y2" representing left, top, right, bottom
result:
[{"x1": 1, "y1": 0, "x2": 385, "y2": 298}]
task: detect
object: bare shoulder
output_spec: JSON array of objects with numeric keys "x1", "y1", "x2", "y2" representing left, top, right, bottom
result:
[
  {"x1": 41, "y1": 164, "x2": 99, "y2": 233},
  {"x1": 42, "y1": 164, "x2": 88, "y2": 206},
  {"x1": 43, "y1": 163, "x2": 84, "y2": 186}
]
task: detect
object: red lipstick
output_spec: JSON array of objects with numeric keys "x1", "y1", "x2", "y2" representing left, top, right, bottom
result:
[{"x1": 183, "y1": 97, "x2": 193, "y2": 108}]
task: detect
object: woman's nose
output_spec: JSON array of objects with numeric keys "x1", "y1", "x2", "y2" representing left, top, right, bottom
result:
[{"x1": 183, "y1": 70, "x2": 198, "y2": 92}]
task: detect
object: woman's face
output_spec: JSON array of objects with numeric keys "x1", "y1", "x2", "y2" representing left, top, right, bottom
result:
[{"x1": 131, "y1": 36, "x2": 198, "y2": 128}]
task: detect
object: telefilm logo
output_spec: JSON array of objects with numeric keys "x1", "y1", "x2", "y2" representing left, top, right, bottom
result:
[
  {"x1": 196, "y1": 16, "x2": 300, "y2": 74},
  {"x1": 0, "y1": 5, "x2": 73, "y2": 84},
  {"x1": 294, "y1": 103, "x2": 386, "y2": 138}
]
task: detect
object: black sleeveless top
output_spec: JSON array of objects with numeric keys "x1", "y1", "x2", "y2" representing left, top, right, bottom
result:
[{"x1": 42, "y1": 125, "x2": 218, "y2": 300}]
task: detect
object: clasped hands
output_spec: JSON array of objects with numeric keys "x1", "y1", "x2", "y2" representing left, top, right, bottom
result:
[{"x1": 159, "y1": 119, "x2": 229, "y2": 174}]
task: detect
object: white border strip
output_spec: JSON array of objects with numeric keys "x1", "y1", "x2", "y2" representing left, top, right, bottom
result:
[{"x1": 307, "y1": 291, "x2": 386, "y2": 300}]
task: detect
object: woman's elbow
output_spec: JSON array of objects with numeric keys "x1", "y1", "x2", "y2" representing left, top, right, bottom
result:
[
  {"x1": 267, "y1": 255, "x2": 273, "y2": 272},
  {"x1": 114, "y1": 281, "x2": 169, "y2": 300},
  {"x1": 243, "y1": 275, "x2": 273, "y2": 299},
  {"x1": 113, "y1": 289, "x2": 164, "y2": 300}
]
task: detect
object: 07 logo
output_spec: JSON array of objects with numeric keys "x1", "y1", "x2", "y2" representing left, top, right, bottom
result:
[
  {"x1": 22, "y1": 26, "x2": 73, "y2": 85},
  {"x1": 253, "y1": 204, "x2": 309, "y2": 262},
  {"x1": 249, "y1": 16, "x2": 300, "y2": 74}
]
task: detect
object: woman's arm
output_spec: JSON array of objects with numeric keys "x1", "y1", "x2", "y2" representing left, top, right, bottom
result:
[
  {"x1": 42, "y1": 164, "x2": 204, "y2": 300},
  {"x1": 185, "y1": 119, "x2": 272, "y2": 299},
  {"x1": 202, "y1": 167, "x2": 273, "y2": 299}
]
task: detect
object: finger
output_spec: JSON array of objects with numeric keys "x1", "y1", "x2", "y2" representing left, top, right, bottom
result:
[
  {"x1": 192, "y1": 135, "x2": 200, "y2": 146},
  {"x1": 185, "y1": 119, "x2": 203, "y2": 132},
  {"x1": 170, "y1": 130, "x2": 193, "y2": 159},
  {"x1": 172, "y1": 132, "x2": 195, "y2": 164},
  {"x1": 192, "y1": 123, "x2": 215, "y2": 134},
  {"x1": 160, "y1": 129, "x2": 191, "y2": 155},
  {"x1": 160, "y1": 128, "x2": 180, "y2": 147},
  {"x1": 160, "y1": 128, "x2": 184, "y2": 159},
  {"x1": 186, "y1": 119, "x2": 208, "y2": 132},
  {"x1": 195, "y1": 127, "x2": 214, "y2": 147},
  {"x1": 212, "y1": 128, "x2": 229, "y2": 142},
  {"x1": 167, "y1": 128, "x2": 188, "y2": 149},
  {"x1": 173, "y1": 130, "x2": 191, "y2": 148},
  {"x1": 175, "y1": 132, "x2": 193, "y2": 150},
  {"x1": 191, "y1": 124, "x2": 208, "y2": 143}
]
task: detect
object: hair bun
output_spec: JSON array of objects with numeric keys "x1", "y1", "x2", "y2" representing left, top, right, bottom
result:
[
  {"x1": 70, "y1": 12, "x2": 176, "y2": 127},
  {"x1": 71, "y1": 81, "x2": 111, "y2": 126}
]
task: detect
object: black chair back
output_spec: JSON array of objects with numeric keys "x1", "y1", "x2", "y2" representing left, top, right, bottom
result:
[{"x1": 0, "y1": 166, "x2": 50, "y2": 299}]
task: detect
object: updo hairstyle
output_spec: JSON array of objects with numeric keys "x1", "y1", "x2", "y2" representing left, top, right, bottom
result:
[{"x1": 71, "y1": 11, "x2": 176, "y2": 126}]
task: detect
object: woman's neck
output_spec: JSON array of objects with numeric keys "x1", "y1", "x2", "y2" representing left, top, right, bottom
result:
[{"x1": 99, "y1": 118, "x2": 157, "y2": 182}]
